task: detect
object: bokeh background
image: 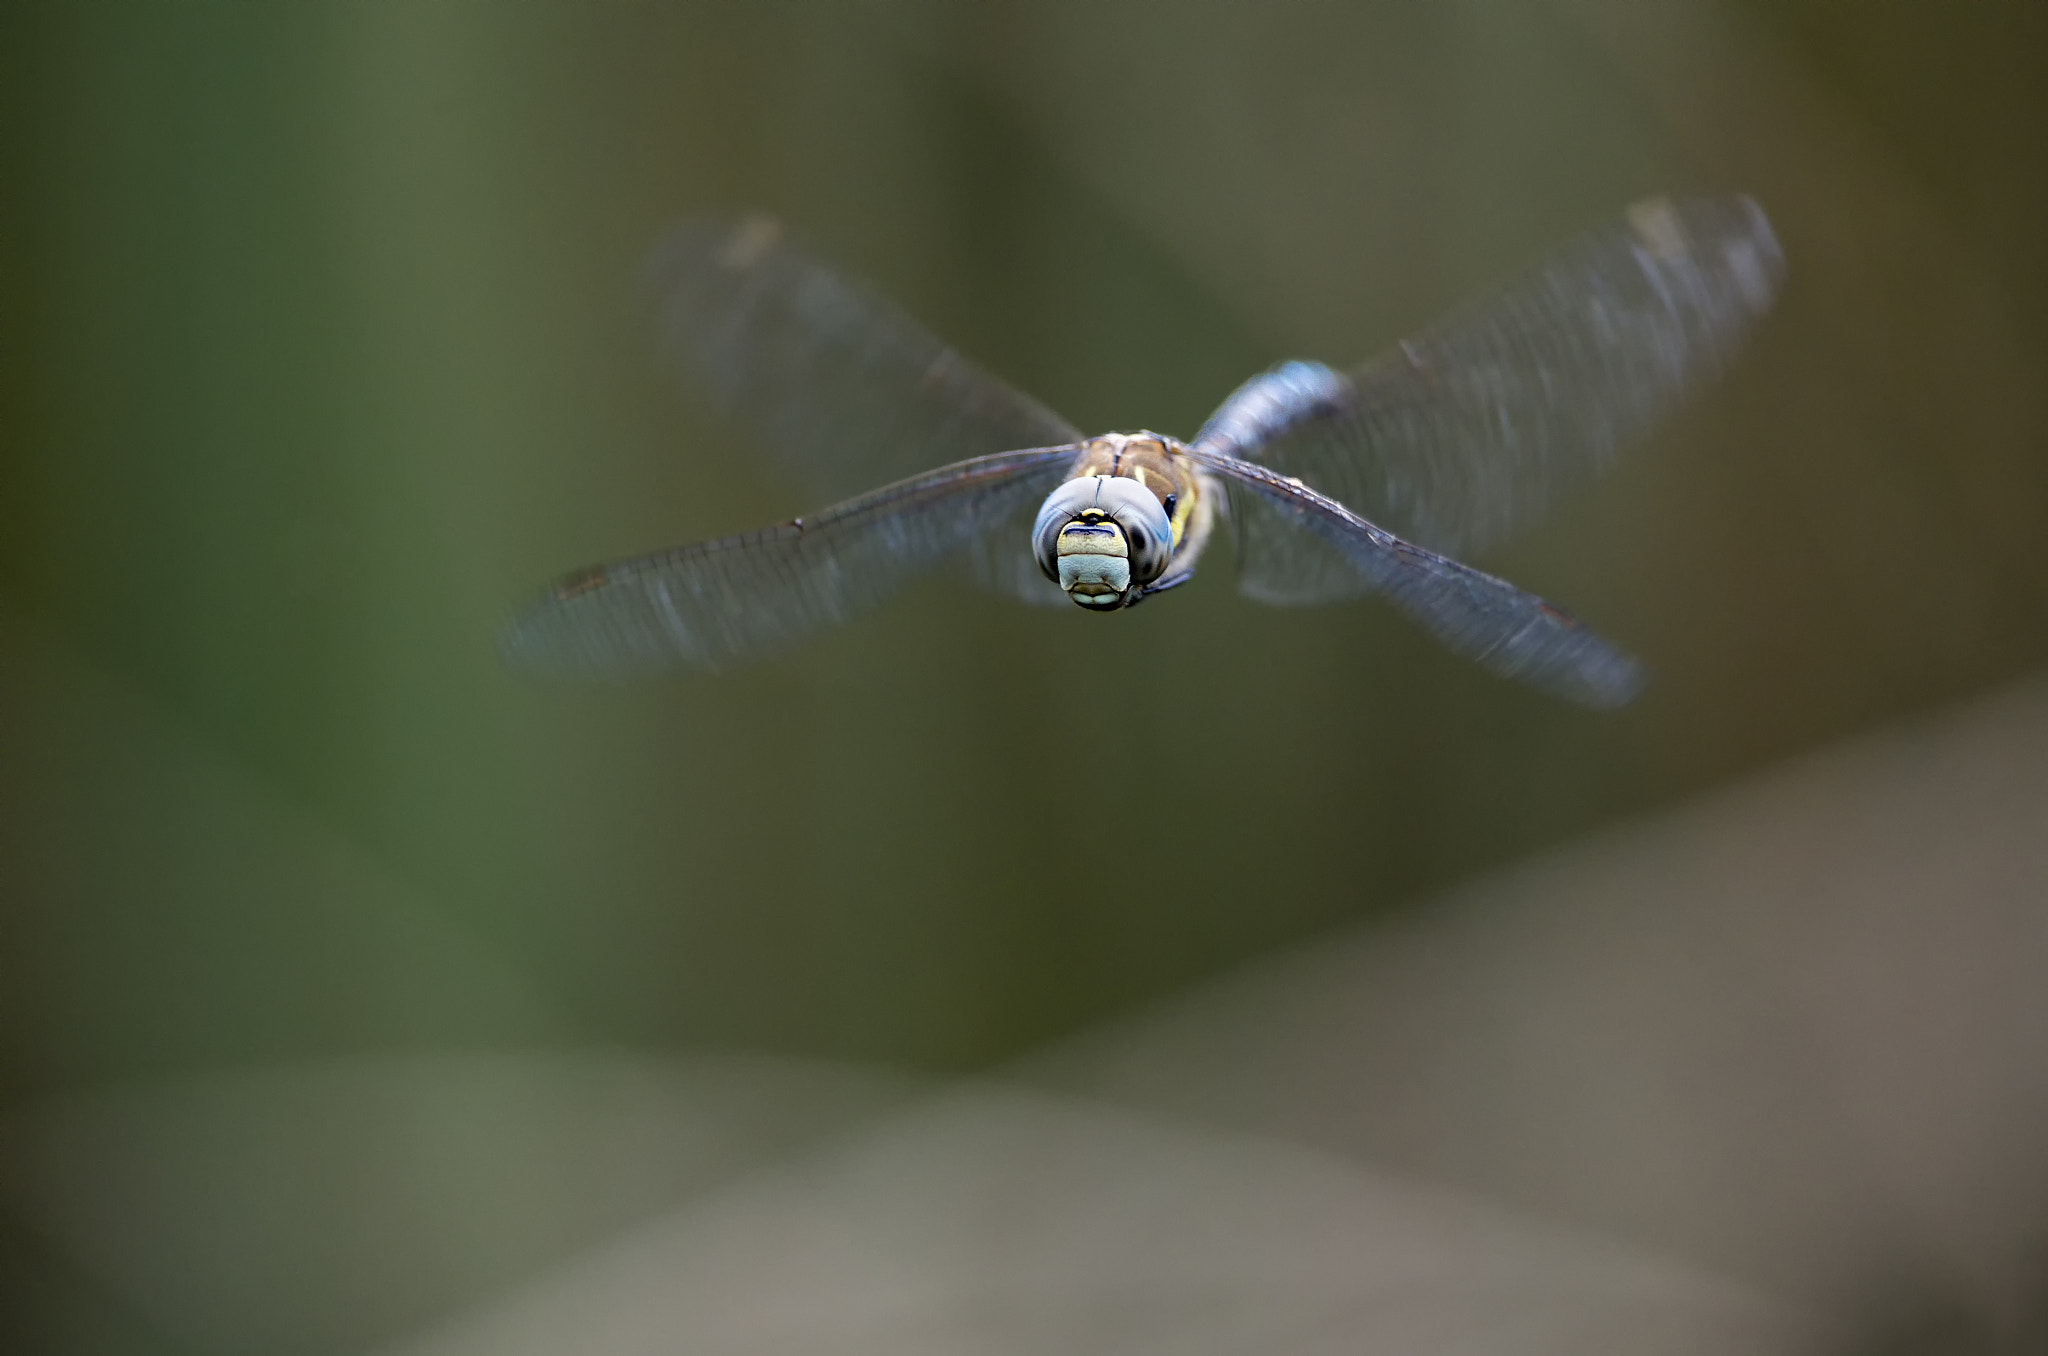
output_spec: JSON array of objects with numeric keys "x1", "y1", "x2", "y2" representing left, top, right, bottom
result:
[{"x1": 3, "y1": 1, "x2": 2045, "y2": 1352}]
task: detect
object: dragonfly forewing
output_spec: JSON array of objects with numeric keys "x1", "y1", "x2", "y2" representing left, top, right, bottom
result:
[{"x1": 502, "y1": 446, "x2": 1080, "y2": 679}]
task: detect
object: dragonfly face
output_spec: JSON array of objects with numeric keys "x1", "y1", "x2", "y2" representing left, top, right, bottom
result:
[
  {"x1": 1031, "y1": 433, "x2": 1212, "y2": 610},
  {"x1": 1045, "y1": 491, "x2": 1146, "y2": 607},
  {"x1": 504, "y1": 198, "x2": 1783, "y2": 706}
]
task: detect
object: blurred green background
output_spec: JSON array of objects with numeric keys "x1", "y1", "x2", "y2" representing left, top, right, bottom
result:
[{"x1": 3, "y1": 0, "x2": 2044, "y2": 1101}]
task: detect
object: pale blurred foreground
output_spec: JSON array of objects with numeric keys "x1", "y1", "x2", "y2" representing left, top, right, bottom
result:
[{"x1": 7, "y1": 666, "x2": 2048, "y2": 1354}]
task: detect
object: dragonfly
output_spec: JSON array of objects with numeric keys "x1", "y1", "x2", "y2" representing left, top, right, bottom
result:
[{"x1": 502, "y1": 197, "x2": 1781, "y2": 707}]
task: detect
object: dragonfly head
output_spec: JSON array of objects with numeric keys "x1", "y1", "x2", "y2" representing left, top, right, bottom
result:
[{"x1": 1033, "y1": 476, "x2": 1175, "y2": 610}]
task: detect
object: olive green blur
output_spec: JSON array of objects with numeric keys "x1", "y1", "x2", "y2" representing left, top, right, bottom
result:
[{"x1": 3, "y1": 0, "x2": 2045, "y2": 1097}]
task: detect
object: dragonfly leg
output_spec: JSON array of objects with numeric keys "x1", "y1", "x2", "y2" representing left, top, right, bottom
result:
[{"x1": 1128, "y1": 569, "x2": 1196, "y2": 606}]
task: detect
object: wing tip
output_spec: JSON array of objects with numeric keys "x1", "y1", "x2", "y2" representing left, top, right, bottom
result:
[
  {"x1": 495, "y1": 606, "x2": 593, "y2": 684},
  {"x1": 1626, "y1": 192, "x2": 1786, "y2": 316},
  {"x1": 1571, "y1": 655, "x2": 1648, "y2": 709}
]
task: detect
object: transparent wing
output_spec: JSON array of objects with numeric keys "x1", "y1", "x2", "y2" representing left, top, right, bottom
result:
[
  {"x1": 646, "y1": 214, "x2": 1086, "y2": 505},
  {"x1": 1194, "y1": 195, "x2": 1783, "y2": 596},
  {"x1": 1222, "y1": 485, "x2": 1375, "y2": 608},
  {"x1": 1189, "y1": 449, "x2": 1643, "y2": 707},
  {"x1": 501, "y1": 447, "x2": 1079, "y2": 678},
  {"x1": 961, "y1": 498, "x2": 1072, "y2": 607}
]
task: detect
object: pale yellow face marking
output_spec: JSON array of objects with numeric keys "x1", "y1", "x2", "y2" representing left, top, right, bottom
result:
[{"x1": 1056, "y1": 517, "x2": 1128, "y2": 559}]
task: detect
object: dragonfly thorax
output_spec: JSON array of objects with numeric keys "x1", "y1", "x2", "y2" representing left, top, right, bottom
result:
[{"x1": 1032, "y1": 474, "x2": 1174, "y2": 610}]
